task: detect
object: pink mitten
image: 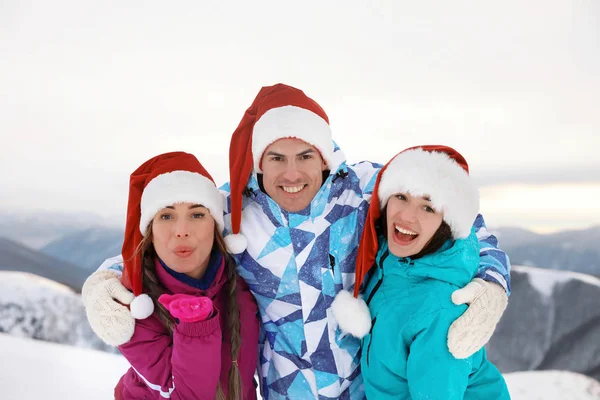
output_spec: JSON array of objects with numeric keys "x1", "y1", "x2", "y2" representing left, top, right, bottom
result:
[{"x1": 158, "y1": 293, "x2": 214, "y2": 323}]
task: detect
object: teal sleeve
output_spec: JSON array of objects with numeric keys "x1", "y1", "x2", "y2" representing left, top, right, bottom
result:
[{"x1": 406, "y1": 311, "x2": 473, "y2": 400}]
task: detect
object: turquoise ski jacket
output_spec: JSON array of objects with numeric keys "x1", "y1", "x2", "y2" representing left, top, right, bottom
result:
[{"x1": 360, "y1": 231, "x2": 510, "y2": 399}]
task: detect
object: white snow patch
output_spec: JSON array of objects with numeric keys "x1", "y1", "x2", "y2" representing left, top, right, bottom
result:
[
  {"x1": 2, "y1": 332, "x2": 600, "y2": 399},
  {"x1": 504, "y1": 370, "x2": 600, "y2": 400},
  {"x1": 0, "y1": 333, "x2": 131, "y2": 399},
  {"x1": 0, "y1": 271, "x2": 112, "y2": 351},
  {"x1": 1, "y1": 271, "x2": 75, "y2": 295},
  {"x1": 513, "y1": 265, "x2": 600, "y2": 298},
  {"x1": 3, "y1": 333, "x2": 599, "y2": 400}
]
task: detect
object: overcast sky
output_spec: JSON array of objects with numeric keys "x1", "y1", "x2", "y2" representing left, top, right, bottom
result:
[{"x1": 1, "y1": 0, "x2": 599, "y2": 233}]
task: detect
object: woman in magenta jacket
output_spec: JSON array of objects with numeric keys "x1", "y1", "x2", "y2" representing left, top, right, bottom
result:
[{"x1": 111, "y1": 151, "x2": 259, "y2": 400}]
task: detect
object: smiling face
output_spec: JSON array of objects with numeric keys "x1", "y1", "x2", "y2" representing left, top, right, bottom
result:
[
  {"x1": 150, "y1": 202, "x2": 215, "y2": 279},
  {"x1": 259, "y1": 138, "x2": 328, "y2": 212},
  {"x1": 386, "y1": 192, "x2": 444, "y2": 258}
]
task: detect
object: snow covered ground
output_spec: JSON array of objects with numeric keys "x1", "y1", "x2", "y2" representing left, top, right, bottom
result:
[
  {"x1": 2, "y1": 270, "x2": 600, "y2": 399},
  {"x1": 1, "y1": 333, "x2": 130, "y2": 399},
  {"x1": 2, "y1": 333, "x2": 600, "y2": 400},
  {"x1": 505, "y1": 370, "x2": 600, "y2": 399}
]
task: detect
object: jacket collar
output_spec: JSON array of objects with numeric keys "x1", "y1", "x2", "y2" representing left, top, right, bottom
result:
[
  {"x1": 154, "y1": 252, "x2": 227, "y2": 299},
  {"x1": 377, "y1": 230, "x2": 479, "y2": 288}
]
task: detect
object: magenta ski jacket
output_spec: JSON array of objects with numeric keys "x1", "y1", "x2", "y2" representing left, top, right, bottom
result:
[{"x1": 115, "y1": 256, "x2": 260, "y2": 400}]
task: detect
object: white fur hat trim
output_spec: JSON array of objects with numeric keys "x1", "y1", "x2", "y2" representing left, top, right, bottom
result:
[
  {"x1": 140, "y1": 171, "x2": 224, "y2": 235},
  {"x1": 252, "y1": 105, "x2": 334, "y2": 172},
  {"x1": 377, "y1": 148, "x2": 479, "y2": 239}
]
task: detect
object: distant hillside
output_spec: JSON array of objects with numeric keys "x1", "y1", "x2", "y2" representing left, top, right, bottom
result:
[
  {"x1": 490, "y1": 227, "x2": 542, "y2": 249},
  {"x1": 41, "y1": 227, "x2": 123, "y2": 272},
  {"x1": 494, "y1": 226, "x2": 600, "y2": 276},
  {"x1": 2, "y1": 209, "x2": 600, "y2": 280},
  {"x1": 0, "y1": 238, "x2": 88, "y2": 291},
  {"x1": 0, "y1": 271, "x2": 114, "y2": 353},
  {"x1": 38, "y1": 224, "x2": 600, "y2": 277},
  {"x1": 487, "y1": 265, "x2": 600, "y2": 381},
  {"x1": 0, "y1": 211, "x2": 122, "y2": 250}
]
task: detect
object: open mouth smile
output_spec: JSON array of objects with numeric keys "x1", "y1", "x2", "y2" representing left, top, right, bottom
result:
[
  {"x1": 393, "y1": 224, "x2": 419, "y2": 244},
  {"x1": 281, "y1": 185, "x2": 306, "y2": 194}
]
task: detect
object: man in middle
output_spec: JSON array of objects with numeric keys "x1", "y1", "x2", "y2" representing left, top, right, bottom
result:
[{"x1": 223, "y1": 83, "x2": 510, "y2": 399}]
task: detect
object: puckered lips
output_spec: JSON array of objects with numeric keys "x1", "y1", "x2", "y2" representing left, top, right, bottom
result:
[
  {"x1": 173, "y1": 245, "x2": 194, "y2": 258},
  {"x1": 392, "y1": 223, "x2": 419, "y2": 246}
]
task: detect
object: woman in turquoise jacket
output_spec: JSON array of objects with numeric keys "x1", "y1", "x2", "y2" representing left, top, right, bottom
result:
[{"x1": 341, "y1": 145, "x2": 510, "y2": 399}]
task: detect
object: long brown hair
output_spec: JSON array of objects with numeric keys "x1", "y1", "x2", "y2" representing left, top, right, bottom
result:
[{"x1": 137, "y1": 223, "x2": 243, "y2": 400}]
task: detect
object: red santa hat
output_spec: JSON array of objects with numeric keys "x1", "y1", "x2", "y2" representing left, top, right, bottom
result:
[
  {"x1": 332, "y1": 145, "x2": 479, "y2": 338},
  {"x1": 121, "y1": 151, "x2": 224, "y2": 319},
  {"x1": 225, "y1": 83, "x2": 335, "y2": 253}
]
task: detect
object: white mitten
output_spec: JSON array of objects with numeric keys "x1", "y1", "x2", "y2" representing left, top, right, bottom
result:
[
  {"x1": 81, "y1": 270, "x2": 136, "y2": 346},
  {"x1": 447, "y1": 278, "x2": 508, "y2": 359}
]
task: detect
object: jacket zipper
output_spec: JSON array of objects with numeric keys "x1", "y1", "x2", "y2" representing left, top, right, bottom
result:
[
  {"x1": 365, "y1": 250, "x2": 389, "y2": 307},
  {"x1": 332, "y1": 170, "x2": 349, "y2": 183},
  {"x1": 365, "y1": 250, "x2": 388, "y2": 366},
  {"x1": 367, "y1": 316, "x2": 377, "y2": 365}
]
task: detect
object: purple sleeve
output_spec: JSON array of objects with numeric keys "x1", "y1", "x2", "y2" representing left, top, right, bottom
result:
[{"x1": 118, "y1": 311, "x2": 222, "y2": 399}]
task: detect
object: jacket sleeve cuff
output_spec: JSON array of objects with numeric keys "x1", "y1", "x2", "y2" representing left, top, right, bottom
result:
[
  {"x1": 175, "y1": 309, "x2": 221, "y2": 337},
  {"x1": 475, "y1": 270, "x2": 510, "y2": 295}
]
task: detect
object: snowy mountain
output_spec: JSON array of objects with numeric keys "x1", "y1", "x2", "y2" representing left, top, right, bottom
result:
[
  {"x1": 0, "y1": 271, "x2": 114, "y2": 353},
  {"x1": 1, "y1": 267, "x2": 600, "y2": 398},
  {"x1": 28, "y1": 223, "x2": 600, "y2": 280},
  {"x1": 2, "y1": 333, "x2": 599, "y2": 399},
  {"x1": 0, "y1": 237, "x2": 88, "y2": 291},
  {"x1": 41, "y1": 226, "x2": 123, "y2": 272},
  {"x1": 494, "y1": 226, "x2": 600, "y2": 276},
  {"x1": 0, "y1": 210, "x2": 122, "y2": 250},
  {"x1": 2, "y1": 209, "x2": 598, "y2": 277},
  {"x1": 491, "y1": 226, "x2": 544, "y2": 249},
  {"x1": 487, "y1": 265, "x2": 600, "y2": 380}
]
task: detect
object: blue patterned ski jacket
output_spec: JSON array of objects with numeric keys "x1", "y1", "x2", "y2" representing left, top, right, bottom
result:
[{"x1": 219, "y1": 144, "x2": 511, "y2": 400}]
